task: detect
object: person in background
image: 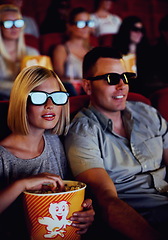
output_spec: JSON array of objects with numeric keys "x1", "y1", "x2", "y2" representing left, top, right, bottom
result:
[
  {"x1": 64, "y1": 47, "x2": 168, "y2": 240},
  {"x1": 40, "y1": 0, "x2": 70, "y2": 35},
  {"x1": 112, "y1": 16, "x2": 152, "y2": 96},
  {"x1": 52, "y1": 7, "x2": 95, "y2": 96},
  {"x1": 0, "y1": 4, "x2": 39, "y2": 100},
  {"x1": 0, "y1": 0, "x2": 40, "y2": 38},
  {"x1": 152, "y1": 14, "x2": 168, "y2": 88},
  {"x1": 90, "y1": 0, "x2": 122, "y2": 37},
  {"x1": 0, "y1": 65, "x2": 95, "y2": 240}
]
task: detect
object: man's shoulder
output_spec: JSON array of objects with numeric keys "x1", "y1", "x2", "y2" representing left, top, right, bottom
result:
[
  {"x1": 126, "y1": 101, "x2": 155, "y2": 114},
  {"x1": 68, "y1": 108, "x2": 101, "y2": 135},
  {"x1": 72, "y1": 107, "x2": 99, "y2": 123},
  {"x1": 126, "y1": 101, "x2": 160, "y2": 124}
]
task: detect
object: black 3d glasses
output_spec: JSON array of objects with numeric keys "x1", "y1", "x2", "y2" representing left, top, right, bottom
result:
[
  {"x1": 87, "y1": 72, "x2": 136, "y2": 85},
  {"x1": 131, "y1": 26, "x2": 145, "y2": 33},
  {"x1": 28, "y1": 91, "x2": 69, "y2": 105}
]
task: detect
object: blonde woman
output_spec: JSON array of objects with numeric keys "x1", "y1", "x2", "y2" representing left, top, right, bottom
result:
[
  {"x1": 0, "y1": 66, "x2": 94, "y2": 239},
  {"x1": 0, "y1": 4, "x2": 39, "y2": 99}
]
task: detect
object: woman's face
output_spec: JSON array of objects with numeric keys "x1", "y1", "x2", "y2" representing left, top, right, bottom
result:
[
  {"x1": 27, "y1": 77, "x2": 63, "y2": 134},
  {"x1": 101, "y1": 0, "x2": 114, "y2": 11},
  {"x1": 1, "y1": 10, "x2": 23, "y2": 40},
  {"x1": 130, "y1": 22, "x2": 144, "y2": 44},
  {"x1": 69, "y1": 12, "x2": 91, "y2": 39}
]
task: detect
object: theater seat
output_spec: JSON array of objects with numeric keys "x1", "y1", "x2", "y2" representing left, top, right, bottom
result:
[
  {"x1": 24, "y1": 34, "x2": 40, "y2": 52},
  {"x1": 69, "y1": 92, "x2": 151, "y2": 119},
  {"x1": 40, "y1": 33, "x2": 64, "y2": 56},
  {"x1": 0, "y1": 101, "x2": 11, "y2": 141},
  {"x1": 127, "y1": 92, "x2": 151, "y2": 105},
  {"x1": 149, "y1": 87, "x2": 168, "y2": 121},
  {"x1": 0, "y1": 92, "x2": 151, "y2": 141}
]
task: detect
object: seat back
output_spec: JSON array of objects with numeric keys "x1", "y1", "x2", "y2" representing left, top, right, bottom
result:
[
  {"x1": 69, "y1": 92, "x2": 151, "y2": 119},
  {"x1": 149, "y1": 87, "x2": 168, "y2": 121},
  {"x1": 0, "y1": 101, "x2": 11, "y2": 141},
  {"x1": 0, "y1": 92, "x2": 151, "y2": 141},
  {"x1": 127, "y1": 92, "x2": 151, "y2": 105}
]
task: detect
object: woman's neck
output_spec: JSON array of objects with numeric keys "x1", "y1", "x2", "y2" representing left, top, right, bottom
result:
[
  {"x1": 96, "y1": 9, "x2": 109, "y2": 18},
  {"x1": 0, "y1": 132, "x2": 45, "y2": 159},
  {"x1": 69, "y1": 37, "x2": 87, "y2": 46},
  {"x1": 3, "y1": 38, "x2": 18, "y2": 61},
  {"x1": 129, "y1": 43, "x2": 137, "y2": 54}
]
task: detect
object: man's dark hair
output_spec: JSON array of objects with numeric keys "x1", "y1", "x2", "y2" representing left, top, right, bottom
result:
[{"x1": 83, "y1": 47, "x2": 122, "y2": 79}]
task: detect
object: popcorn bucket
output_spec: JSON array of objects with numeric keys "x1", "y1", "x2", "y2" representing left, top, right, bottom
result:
[
  {"x1": 21, "y1": 55, "x2": 53, "y2": 70},
  {"x1": 23, "y1": 181, "x2": 86, "y2": 240}
]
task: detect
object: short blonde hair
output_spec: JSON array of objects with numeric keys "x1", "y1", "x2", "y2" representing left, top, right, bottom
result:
[
  {"x1": 0, "y1": 4, "x2": 26, "y2": 61},
  {"x1": 8, "y1": 66, "x2": 70, "y2": 136}
]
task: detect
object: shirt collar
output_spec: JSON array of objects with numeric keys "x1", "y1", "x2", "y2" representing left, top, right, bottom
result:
[{"x1": 89, "y1": 103, "x2": 133, "y2": 132}]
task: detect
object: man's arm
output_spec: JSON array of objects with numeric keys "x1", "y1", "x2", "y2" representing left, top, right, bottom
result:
[{"x1": 76, "y1": 168, "x2": 162, "y2": 240}]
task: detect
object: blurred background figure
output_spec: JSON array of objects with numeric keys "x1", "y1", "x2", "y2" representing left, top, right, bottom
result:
[
  {"x1": 40, "y1": 0, "x2": 70, "y2": 35},
  {"x1": 0, "y1": 0, "x2": 40, "y2": 38},
  {"x1": 112, "y1": 15, "x2": 153, "y2": 96},
  {"x1": 152, "y1": 14, "x2": 168, "y2": 88},
  {"x1": 90, "y1": 0, "x2": 122, "y2": 37},
  {"x1": 52, "y1": 7, "x2": 94, "y2": 96},
  {"x1": 0, "y1": 4, "x2": 39, "y2": 100}
]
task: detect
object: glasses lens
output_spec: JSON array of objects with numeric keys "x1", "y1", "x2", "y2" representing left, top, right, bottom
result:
[
  {"x1": 124, "y1": 72, "x2": 136, "y2": 82},
  {"x1": 3, "y1": 20, "x2": 13, "y2": 28},
  {"x1": 88, "y1": 20, "x2": 95, "y2": 28},
  {"x1": 30, "y1": 92, "x2": 47, "y2": 105},
  {"x1": 131, "y1": 26, "x2": 144, "y2": 33},
  {"x1": 107, "y1": 73, "x2": 120, "y2": 85},
  {"x1": 76, "y1": 21, "x2": 86, "y2": 28},
  {"x1": 52, "y1": 92, "x2": 68, "y2": 105},
  {"x1": 14, "y1": 19, "x2": 24, "y2": 28}
]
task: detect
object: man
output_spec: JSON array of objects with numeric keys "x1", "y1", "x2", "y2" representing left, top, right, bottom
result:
[{"x1": 65, "y1": 47, "x2": 168, "y2": 239}]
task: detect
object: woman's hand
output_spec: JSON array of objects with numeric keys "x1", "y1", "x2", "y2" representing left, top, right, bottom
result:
[
  {"x1": 70, "y1": 198, "x2": 95, "y2": 234},
  {"x1": 23, "y1": 172, "x2": 64, "y2": 192}
]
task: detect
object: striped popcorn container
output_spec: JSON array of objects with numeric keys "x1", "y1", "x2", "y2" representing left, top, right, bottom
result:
[{"x1": 23, "y1": 181, "x2": 86, "y2": 240}]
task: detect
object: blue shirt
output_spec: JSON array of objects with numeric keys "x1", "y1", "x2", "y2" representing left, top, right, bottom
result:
[{"x1": 65, "y1": 101, "x2": 168, "y2": 209}]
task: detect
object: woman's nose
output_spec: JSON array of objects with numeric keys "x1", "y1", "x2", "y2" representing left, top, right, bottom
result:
[{"x1": 44, "y1": 97, "x2": 54, "y2": 109}]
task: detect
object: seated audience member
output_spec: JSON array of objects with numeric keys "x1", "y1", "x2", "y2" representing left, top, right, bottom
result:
[
  {"x1": 52, "y1": 7, "x2": 95, "y2": 96},
  {"x1": 64, "y1": 46, "x2": 168, "y2": 239},
  {"x1": 112, "y1": 16, "x2": 152, "y2": 96},
  {"x1": 0, "y1": 0, "x2": 40, "y2": 38},
  {"x1": 0, "y1": 4, "x2": 39, "y2": 99},
  {"x1": 0, "y1": 65, "x2": 95, "y2": 240},
  {"x1": 152, "y1": 14, "x2": 168, "y2": 87},
  {"x1": 90, "y1": 0, "x2": 122, "y2": 37},
  {"x1": 40, "y1": 0, "x2": 70, "y2": 35}
]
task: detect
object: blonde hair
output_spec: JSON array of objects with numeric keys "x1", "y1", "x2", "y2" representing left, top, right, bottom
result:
[
  {"x1": 0, "y1": 4, "x2": 26, "y2": 61},
  {"x1": 8, "y1": 65, "x2": 70, "y2": 136}
]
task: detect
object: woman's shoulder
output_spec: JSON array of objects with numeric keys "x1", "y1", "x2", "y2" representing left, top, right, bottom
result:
[
  {"x1": 53, "y1": 43, "x2": 68, "y2": 56},
  {"x1": 0, "y1": 134, "x2": 13, "y2": 151}
]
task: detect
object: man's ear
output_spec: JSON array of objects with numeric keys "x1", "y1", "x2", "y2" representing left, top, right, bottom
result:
[{"x1": 82, "y1": 79, "x2": 92, "y2": 95}]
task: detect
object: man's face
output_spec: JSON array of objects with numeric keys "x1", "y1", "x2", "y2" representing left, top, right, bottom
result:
[{"x1": 84, "y1": 57, "x2": 129, "y2": 117}]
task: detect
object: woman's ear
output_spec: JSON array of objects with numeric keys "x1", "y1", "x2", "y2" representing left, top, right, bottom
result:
[{"x1": 82, "y1": 79, "x2": 92, "y2": 95}]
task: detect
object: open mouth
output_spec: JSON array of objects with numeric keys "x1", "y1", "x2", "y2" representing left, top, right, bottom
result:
[{"x1": 112, "y1": 95, "x2": 124, "y2": 99}]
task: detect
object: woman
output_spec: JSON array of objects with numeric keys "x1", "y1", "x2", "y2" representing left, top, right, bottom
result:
[
  {"x1": 112, "y1": 16, "x2": 153, "y2": 96},
  {"x1": 90, "y1": 0, "x2": 122, "y2": 37},
  {"x1": 0, "y1": 4, "x2": 39, "y2": 99},
  {"x1": 0, "y1": 66, "x2": 94, "y2": 239},
  {"x1": 52, "y1": 7, "x2": 94, "y2": 96}
]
